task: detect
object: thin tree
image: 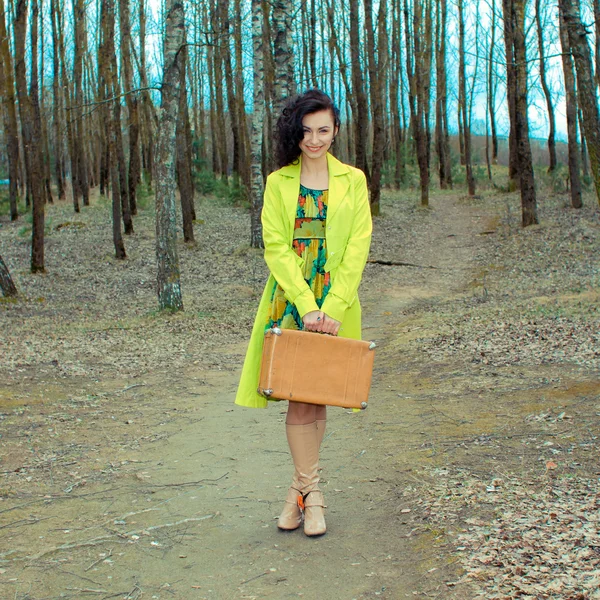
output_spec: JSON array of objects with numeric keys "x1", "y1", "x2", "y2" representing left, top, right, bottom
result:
[
  {"x1": 405, "y1": 0, "x2": 433, "y2": 206},
  {"x1": 176, "y1": 44, "x2": 195, "y2": 244},
  {"x1": 49, "y1": 0, "x2": 65, "y2": 199},
  {"x1": 272, "y1": 0, "x2": 295, "y2": 117},
  {"x1": 0, "y1": 0, "x2": 20, "y2": 220},
  {"x1": 535, "y1": 0, "x2": 557, "y2": 172},
  {"x1": 559, "y1": 0, "x2": 600, "y2": 206},
  {"x1": 118, "y1": 0, "x2": 140, "y2": 215},
  {"x1": 250, "y1": 0, "x2": 265, "y2": 248},
  {"x1": 155, "y1": 0, "x2": 185, "y2": 311},
  {"x1": 349, "y1": 0, "x2": 370, "y2": 179},
  {"x1": 502, "y1": 0, "x2": 519, "y2": 186},
  {"x1": 458, "y1": 0, "x2": 476, "y2": 195},
  {"x1": 503, "y1": 0, "x2": 538, "y2": 226},
  {"x1": 487, "y1": 0, "x2": 499, "y2": 164},
  {"x1": 364, "y1": 0, "x2": 387, "y2": 215},
  {"x1": 14, "y1": 0, "x2": 45, "y2": 271},
  {"x1": 435, "y1": 0, "x2": 452, "y2": 189},
  {"x1": 558, "y1": 6, "x2": 582, "y2": 208},
  {"x1": 100, "y1": 0, "x2": 126, "y2": 259}
]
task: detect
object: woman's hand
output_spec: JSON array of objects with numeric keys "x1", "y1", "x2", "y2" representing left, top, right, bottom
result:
[
  {"x1": 303, "y1": 310, "x2": 324, "y2": 332},
  {"x1": 321, "y1": 314, "x2": 341, "y2": 336}
]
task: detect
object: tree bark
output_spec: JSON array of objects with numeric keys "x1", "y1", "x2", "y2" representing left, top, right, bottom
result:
[
  {"x1": 558, "y1": 7, "x2": 582, "y2": 208},
  {"x1": 100, "y1": 0, "x2": 126, "y2": 259},
  {"x1": 488, "y1": 0, "x2": 498, "y2": 164},
  {"x1": 502, "y1": 0, "x2": 519, "y2": 186},
  {"x1": 0, "y1": 254, "x2": 18, "y2": 297},
  {"x1": 349, "y1": 0, "x2": 370, "y2": 179},
  {"x1": 73, "y1": 0, "x2": 90, "y2": 206},
  {"x1": 14, "y1": 0, "x2": 45, "y2": 271},
  {"x1": 363, "y1": 0, "x2": 387, "y2": 215},
  {"x1": 0, "y1": 0, "x2": 21, "y2": 220},
  {"x1": 176, "y1": 45, "x2": 195, "y2": 245},
  {"x1": 118, "y1": 0, "x2": 140, "y2": 215},
  {"x1": 458, "y1": 0, "x2": 475, "y2": 195},
  {"x1": 535, "y1": 0, "x2": 557, "y2": 172},
  {"x1": 435, "y1": 0, "x2": 452, "y2": 189},
  {"x1": 504, "y1": 0, "x2": 538, "y2": 226},
  {"x1": 272, "y1": 1, "x2": 295, "y2": 118},
  {"x1": 559, "y1": 0, "x2": 600, "y2": 206},
  {"x1": 155, "y1": 0, "x2": 185, "y2": 311},
  {"x1": 250, "y1": 0, "x2": 265, "y2": 248},
  {"x1": 49, "y1": 0, "x2": 65, "y2": 200}
]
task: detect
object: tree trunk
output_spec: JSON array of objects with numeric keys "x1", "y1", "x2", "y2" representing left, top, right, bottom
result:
[
  {"x1": 118, "y1": 0, "x2": 140, "y2": 215},
  {"x1": 458, "y1": 0, "x2": 475, "y2": 195},
  {"x1": 505, "y1": 0, "x2": 538, "y2": 226},
  {"x1": 234, "y1": 0, "x2": 250, "y2": 190},
  {"x1": 73, "y1": 0, "x2": 90, "y2": 206},
  {"x1": 272, "y1": 1, "x2": 295, "y2": 118},
  {"x1": 14, "y1": 0, "x2": 45, "y2": 272},
  {"x1": 488, "y1": 0, "x2": 498, "y2": 164},
  {"x1": 250, "y1": 0, "x2": 265, "y2": 248},
  {"x1": 0, "y1": 254, "x2": 18, "y2": 297},
  {"x1": 559, "y1": 0, "x2": 600, "y2": 206},
  {"x1": 49, "y1": 0, "x2": 65, "y2": 200},
  {"x1": 100, "y1": 0, "x2": 126, "y2": 259},
  {"x1": 349, "y1": 0, "x2": 370, "y2": 179},
  {"x1": 176, "y1": 45, "x2": 195, "y2": 245},
  {"x1": 155, "y1": 0, "x2": 185, "y2": 312},
  {"x1": 502, "y1": 0, "x2": 519, "y2": 186},
  {"x1": 558, "y1": 7, "x2": 582, "y2": 208},
  {"x1": 363, "y1": 0, "x2": 387, "y2": 215},
  {"x1": 0, "y1": 0, "x2": 21, "y2": 220},
  {"x1": 535, "y1": 0, "x2": 557, "y2": 172},
  {"x1": 435, "y1": 0, "x2": 452, "y2": 189}
]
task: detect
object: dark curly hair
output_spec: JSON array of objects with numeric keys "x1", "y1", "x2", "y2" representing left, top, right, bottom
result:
[{"x1": 275, "y1": 89, "x2": 341, "y2": 168}]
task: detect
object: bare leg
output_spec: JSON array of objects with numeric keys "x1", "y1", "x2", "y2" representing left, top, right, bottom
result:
[{"x1": 286, "y1": 401, "x2": 327, "y2": 425}]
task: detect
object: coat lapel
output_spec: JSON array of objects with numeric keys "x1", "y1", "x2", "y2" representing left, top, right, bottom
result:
[
  {"x1": 278, "y1": 161, "x2": 301, "y2": 240},
  {"x1": 277, "y1": 153, "x2": 351, "y2": 233},
  {"x1": 326, "y1": 153, "x2": 351, "y2": 221}
]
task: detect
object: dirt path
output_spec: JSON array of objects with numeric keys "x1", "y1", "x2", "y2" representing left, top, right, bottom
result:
[{"x1": 1, "y1": 189, "x2": 598, "y2": 599}]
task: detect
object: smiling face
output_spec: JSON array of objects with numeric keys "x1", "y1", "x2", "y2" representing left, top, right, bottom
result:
[{"x1": 298, "y1": 109, "x2": 338, "y2": 163}]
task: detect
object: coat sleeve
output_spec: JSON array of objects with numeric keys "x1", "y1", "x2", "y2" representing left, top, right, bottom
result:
[
  {"x1": 321, "y1": 169, "x2": 372, "y2": 323},
  {"x1": 262, "y1": 173, "x2": 320, "y2": 318}
]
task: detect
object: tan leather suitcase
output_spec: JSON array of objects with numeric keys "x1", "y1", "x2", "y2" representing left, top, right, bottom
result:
[{"x1": 257, "y1": 327, "x2": 376, "y2": 409}]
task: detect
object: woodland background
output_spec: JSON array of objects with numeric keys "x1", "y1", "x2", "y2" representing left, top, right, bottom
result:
[{"x1": 1, "y1": 0, "x2": 600, "y2": 304}]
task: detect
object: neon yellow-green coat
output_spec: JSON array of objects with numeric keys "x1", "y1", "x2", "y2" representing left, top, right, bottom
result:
[{"x1": 234, "y1": 153, "x2": 372, "y2": 408}]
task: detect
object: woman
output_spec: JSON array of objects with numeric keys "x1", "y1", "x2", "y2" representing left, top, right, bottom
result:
[{"x1": 235, "y1": 89, "x2": 372, "y2": 536}]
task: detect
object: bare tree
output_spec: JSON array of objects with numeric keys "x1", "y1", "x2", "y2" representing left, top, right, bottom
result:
[
  {"x1": 349, "y1": 0, "x2": 370, "y2": 179},
  {"x1": 535, "y1": 0, "x2": 557, "y2": 172},
  {"x1": 558, "y1": 6, "x2": 582, "y2": 208},
  {"x1": 435, "y1": 0, "x2": 452, "y2": 189},
  {"x1": 155, "y1": 0, "x2": 185, "y2": 311},
  {"x1": 559, "y1": 0, "x2": 600, "y2": 206},
  {"x1": 250, "y1": 0, "x2": 265, "y2": 248},
  {"x1": 503, "y1": 0, "x2": 538, "y2": 226},
  {"x1": 458, "y1": 0, "x2": 476, "y2": 195},
  {"x1": 0, "y1": 0, "x2": 21, "y2": 220},
  {"x1": 14, "y1": 0, "x2": 45, "y2": 271},
  {"x1": 364, "y1": 0, "x2": 387, "y2": 215}
]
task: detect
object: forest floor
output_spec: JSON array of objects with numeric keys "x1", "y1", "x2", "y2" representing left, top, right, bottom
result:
[{"x1": 0, "y1": 179, "x2": 599, "y2": 600}]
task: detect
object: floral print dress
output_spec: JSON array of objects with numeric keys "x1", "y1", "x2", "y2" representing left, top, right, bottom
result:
[{"x1": 266, "y1": 185, "x2": 331, "y2": 330}]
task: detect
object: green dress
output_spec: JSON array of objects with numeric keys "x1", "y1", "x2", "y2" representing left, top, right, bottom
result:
[{"x1": 266, "y1": 185, "x2": 331, "y2": 330}]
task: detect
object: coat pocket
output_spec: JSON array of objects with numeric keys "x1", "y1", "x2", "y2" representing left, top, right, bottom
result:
[{"x1": 323, "y1": 250, "x2": 343, "y2": 274}]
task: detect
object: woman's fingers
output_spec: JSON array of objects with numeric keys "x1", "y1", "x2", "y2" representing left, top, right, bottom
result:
[
  {"x1": 322, "y1": 314, "x2": 341, "y2": 336},
  {"x1": 302, "y1": 310, "x2": 324, "y2": 331}
]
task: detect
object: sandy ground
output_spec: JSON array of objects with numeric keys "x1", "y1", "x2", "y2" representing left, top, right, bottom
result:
[{"x1": 1, "y1": 183, "x2": 599, "y2": 599}]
